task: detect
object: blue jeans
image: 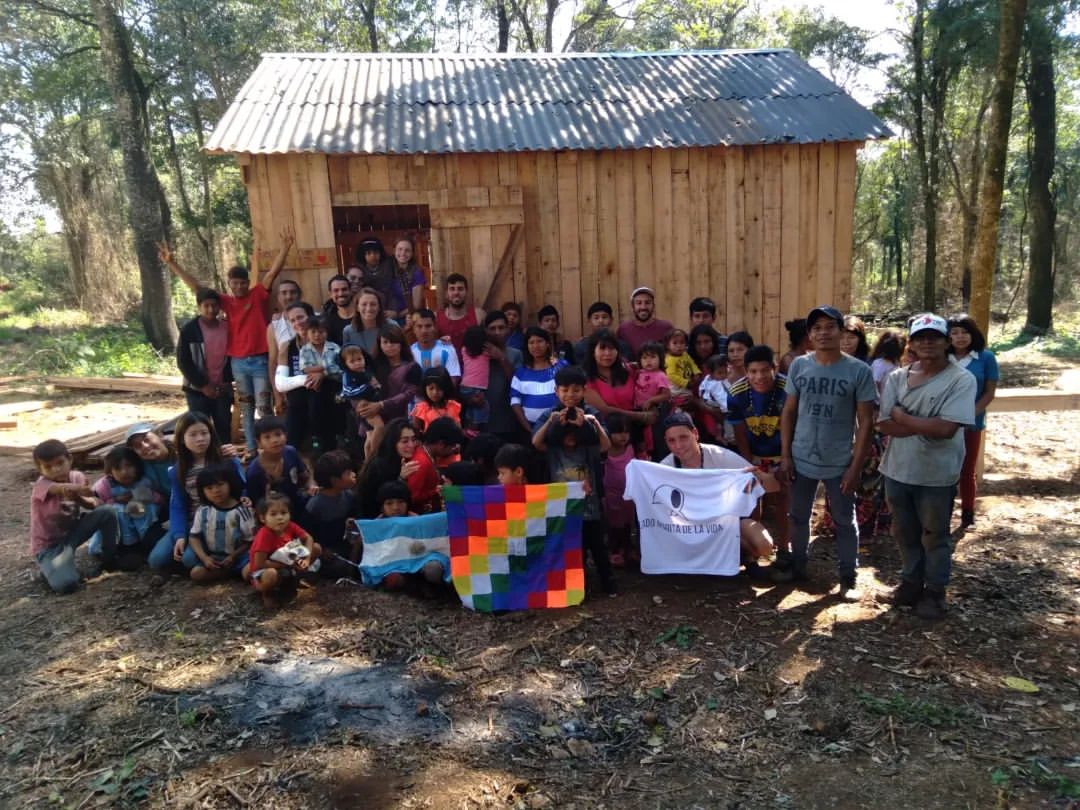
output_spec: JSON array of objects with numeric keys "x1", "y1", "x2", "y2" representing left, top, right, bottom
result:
[
  {"x1": 230, "y1": 354, "x2": 271, "y2": 449},
  {"x1": 147, "y1": 535, "x2": 202, "y2": 571},
  {"x1": 36, "y1": 506, "x2": 118, "y2": 593},
  {"x1": 884, "y1": 477, "x2": 955, "y2": 589},
  {"x1": 788, "y1": 473, "x2": 859, "y2": 578}
]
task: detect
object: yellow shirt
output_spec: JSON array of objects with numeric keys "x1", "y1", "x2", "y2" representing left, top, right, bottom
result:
[{"x1": 665, "y1": 353, "x2": 700, "y2": 390}]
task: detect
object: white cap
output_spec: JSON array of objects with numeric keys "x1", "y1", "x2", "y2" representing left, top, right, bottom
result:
[{"x1": 909, "y1": 313, "x2": 948, "y2": 337}]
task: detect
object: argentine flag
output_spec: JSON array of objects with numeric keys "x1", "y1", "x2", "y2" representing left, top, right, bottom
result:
[{"x1": 355, "y1": 512, "x2": 452, "y2": 587}]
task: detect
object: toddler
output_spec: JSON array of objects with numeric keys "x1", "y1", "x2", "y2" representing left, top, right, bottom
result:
[
  {"x1": 634, "y1": 341, "x2": 671, "y2": 456},
  {"x1": 247, "y1": 492, "x2": 321, "y2": 609},
  {"x1": 697, "y1": 354, "x2": 729, "y2": 442},
  {"x1": 338, "y1": 344, "x2": 383, "y2": 450},
  {"x1": 602, "y1": 413, "x2": 636, "y2": 568},
  {"x1": 92, "y1": 445, "x2": 162, "y2": 550},
  {"x1": 459, "y1": 325, "x2": 491, "y2": 432},
  {"x1": 664, "y1": 328, "x2": 700, "y2": 405}
]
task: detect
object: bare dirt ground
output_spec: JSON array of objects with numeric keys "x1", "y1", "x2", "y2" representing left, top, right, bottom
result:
[{"x1": 0, "y1": 354, "x2": 1077, "y2": 809}]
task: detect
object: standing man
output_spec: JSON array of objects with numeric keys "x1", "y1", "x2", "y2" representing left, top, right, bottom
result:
[
  {"x1": 482, "y1": 310, "x2": 525, "y2": 445},
  {"x1": 267, "y1": 279, "x2": 301, "y2": 415},
  {"x1": 617, "y1": 287, "x2": 673, "y2": 356},
  {"x1": 411, "y1": 308, "x2": 462, "y2": 383},
  {"x1": 436, "y1": 273, "x2": 485, "y2": 356},
  {"x1": 176, "y1": 289, "x2": 233, "y2": 441},
  {"x1": 877, "y1": 314, "x2": 975, "y2": 620},
  {"x1": 160, "y1": 228, "x2": 292, "y2": 451},
  {"x1": 779, "y1": 305, "x2": 876, "y2": 596},
  {"x1": 322, "y1": 275, "x2": 356, "y2": 346}
]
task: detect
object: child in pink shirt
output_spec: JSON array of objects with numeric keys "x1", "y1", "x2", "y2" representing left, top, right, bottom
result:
[
  {"x1": 30, "y1": 439, "x2": 124, "y2": 594},
  {"x1": 633, "y1": 341, "x2": 672, "y2": 456},
  {"x1": 602, "y1": 414, "x2": 637, "y2": 568},
  {"x1": 459, "y1": 326, "x2": 491, "y2": 432}
]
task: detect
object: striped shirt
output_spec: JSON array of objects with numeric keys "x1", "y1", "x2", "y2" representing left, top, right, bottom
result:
[
  {"x1": 411, "y1": 340, "x2": 462, "y2": 378},
  {"x1": 510, "y1": 360, "x2": 568, "y2": 427},
  {"x1": 190, "y1": 503, "x2": 255, "y2": 558}
]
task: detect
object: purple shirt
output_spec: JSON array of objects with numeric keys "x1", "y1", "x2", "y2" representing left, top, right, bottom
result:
[{"x1": 616, "y1": 318, "x2": 674, "y2": 356}]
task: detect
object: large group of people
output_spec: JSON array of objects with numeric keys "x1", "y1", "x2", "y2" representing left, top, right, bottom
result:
[{"x1": 28, "y1": 234, "x2": 998, "y2": 620}]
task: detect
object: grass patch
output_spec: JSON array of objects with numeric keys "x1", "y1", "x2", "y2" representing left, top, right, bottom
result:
[
  {"x1": 989, "y1": 330, "x2": 1080, "y2": 358},
  {"x1": 991, "y1": 759, "x2": 1080, "y2": 799},
  {"x1": 0, "y1": 285, "x2": 176, "y2": 377},
  {"x1": 857, "y1": 691, "x2": 972, "y2": 727}
]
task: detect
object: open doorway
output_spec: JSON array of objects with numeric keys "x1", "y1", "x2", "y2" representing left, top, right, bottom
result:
[{"x1": 333, "y1": 205, "x2": 435, "y2": 309}]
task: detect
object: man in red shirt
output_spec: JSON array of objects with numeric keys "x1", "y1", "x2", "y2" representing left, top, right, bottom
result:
[
  {"x1": 160, "y1": 229, "x2": 291, "y2": 451},
  {"x1": 436, "y1": 273, "x2": 485, "y2": 357},
  {"x1": 617, "y1": 286, "x2": 674, "y2": 356}
]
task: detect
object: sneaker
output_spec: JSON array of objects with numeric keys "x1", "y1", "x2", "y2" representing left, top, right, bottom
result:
[
  {"x1": 890, "y1": 579, "x2": 923, "y2": 607},
  {"x1": 915, "y1": 587, "x2": 947, "y2": 620},
  {"x1": 602, "y1": 576, "x2": 619, "y2": 597},
  {"x1": 769, "y1": 550, "x2": 795, "y2": 583}
]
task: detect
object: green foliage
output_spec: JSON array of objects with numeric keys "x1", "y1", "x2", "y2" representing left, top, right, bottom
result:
[
  {"x1": 857, "y1": 690, "x2": 972, "y2": 727},
  {"x1": 655, "y1": 624, "x2": 699, "y2": 650},
  {"x1": 991, "y1": 760, "x2": 1080, "y2": 799}
]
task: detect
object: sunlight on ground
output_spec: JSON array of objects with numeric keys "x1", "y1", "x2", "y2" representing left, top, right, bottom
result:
[{"x1": 0, "y1": 307, "x2": 93, "y2": 330}]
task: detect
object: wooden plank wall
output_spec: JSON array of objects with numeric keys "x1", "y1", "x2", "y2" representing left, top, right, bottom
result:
[{"x1": 243, "y1": 143, "x2": 861, "y2": 349}]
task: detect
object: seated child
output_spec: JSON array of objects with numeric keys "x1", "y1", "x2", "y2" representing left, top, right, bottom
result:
[
  {"x1": 601, "y1": 413, "x2": 636, "y2": 568},
  {"x1": 30, "y1": 439, "x2": 124, "y2": 594},
  {"x1": 92, "y1": 445, "x2": 162, "y2": 552},
  {"x1": 304, "y1": 450, "x2": 360, "y2": 574},
  {"x1": 186, "y1": 464, "x2": 255, "y2": 583},
  {"x1": 664, "y1": 328, "x2": 700, "y2": 405},
  {"x1": 413, "y1": 367, "x2": 462, "y2": 432},
  {"x1": 697, "y1": 354, "x2": 729, "y2": 442},
  {"x1": 373, "y1": 480, "x2": 446, "y2": 591},
  {"x1": 246, "y1": 416, "x2": 313, "y2": 514},
  {"x1": 459, "y1": 325, "x2": 491, "y2": 434},
  {"x1": 532, "y1": 365, "x2": 616, "y2": 596},
  {"x1": 246, "y1": 492, "x2": 321, "y2": 609},
  {"x1": 494, "y1": 443, "x2": 529, "y2": 486}
]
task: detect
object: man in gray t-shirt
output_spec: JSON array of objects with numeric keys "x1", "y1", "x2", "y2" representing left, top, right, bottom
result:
[
  {"x1": 877, "y1": 313, "x2": 975, "y2": 621},
  {"x1": 779, "y1": 305, "x2": 876, "y2": 594}
]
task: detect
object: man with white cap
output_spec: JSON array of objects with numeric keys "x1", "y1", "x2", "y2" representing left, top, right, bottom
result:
[
  {"x1": 877, "y1": 313, "x2": 975, "y2": 620},
  {"x1": 616, "y1": 287, "x2": 674, "y2": 356},
  {"x1": 779, "y1": 304, "x2": 876, "y2": 596}
]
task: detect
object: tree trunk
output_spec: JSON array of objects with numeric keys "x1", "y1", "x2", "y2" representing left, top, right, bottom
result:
[
  {"x1": 969, "y1": 0, "x2": 1027, "y2": 332},
  {"x1": 89, "y1": 0, "x2": 178, "y2": 351},
  {"x1": 1023, "y1": 7, "x2": 1055, "y2": 335},
  {"x1": 495, "y1": 0, "x2": 510, "y2": 51}
]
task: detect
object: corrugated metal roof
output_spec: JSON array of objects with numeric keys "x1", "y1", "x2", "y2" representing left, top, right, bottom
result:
[{"x1": 206, "y1": 50, "x2": 892, "y2": 155}]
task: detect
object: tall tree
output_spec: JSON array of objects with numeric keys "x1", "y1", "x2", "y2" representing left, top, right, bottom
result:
[
  {"x1": 89, "y1": 0, "x2": 178, "y2": 351},
  {"x1": 1022, "y1": 1, "x2": 1058, "y2": 335},
  {"x1": 969, "y1": 0, "x2": 1028, "y2": 332}
]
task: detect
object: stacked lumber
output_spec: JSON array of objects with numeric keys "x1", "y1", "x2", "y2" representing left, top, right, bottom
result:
[
  {"x1": 46, "y1": 374, "x2": 182, "y2": 393},
  {"x1": 0, "y1": 414, "x2": 179, "y2": 466}
]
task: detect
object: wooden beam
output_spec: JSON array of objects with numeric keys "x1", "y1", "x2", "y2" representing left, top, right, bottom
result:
[
  {"x1": 482, "y1": 225, "x2": 525, "y2": 312},
  {"x1": 47, "y1": 375, "x2": 182, "y2": 393},
  {"x1": 332, "y1": 190, "x2": 430, "y2": 207},
  {"x1": 986, "y1": 389, "x2": 1080, "y2": 412},
  {"x1": 429, "y1": 205, "x2": 524, "y2": 229}
]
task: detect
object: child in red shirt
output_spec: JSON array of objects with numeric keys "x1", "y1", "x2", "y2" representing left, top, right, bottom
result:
[{"x1": 246, "y1": 492, "x2": 321, "y2": 608}]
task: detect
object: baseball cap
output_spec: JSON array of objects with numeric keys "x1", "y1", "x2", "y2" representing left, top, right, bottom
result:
[
  {"x1": 908, "y1": 313, "x2": 948, "y2": 337},
  {"x1": 124, "y1": 422, "x2": 155, "y2": 445},
  {"x1": 661, "y1": 411, "x2": 696, "y2": 434},
  {"x1": 807, "y1": 305, "x2": 844, "y2": 328},
  {"x1": 423, "y1": 417, "x2": 465, "y2": 447},
  {"x1": 630, "y1": 286, "x2": 656, "y2": 302}
]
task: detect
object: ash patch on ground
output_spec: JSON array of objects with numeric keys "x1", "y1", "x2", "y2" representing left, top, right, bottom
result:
[{"x1": 182, "y1": 656, "x2": 449, "y2": 743}]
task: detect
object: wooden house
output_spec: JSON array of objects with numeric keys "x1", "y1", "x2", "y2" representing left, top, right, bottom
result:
[{"x1": 206, "y1": 51, "x2": 889, "y2": 347}]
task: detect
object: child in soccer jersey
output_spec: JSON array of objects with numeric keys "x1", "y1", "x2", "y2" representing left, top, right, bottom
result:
[{"x1": 186, "y1": 464, "x2": 255, "y2": 583}]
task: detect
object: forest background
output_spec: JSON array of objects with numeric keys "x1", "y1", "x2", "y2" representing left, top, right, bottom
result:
[{"x1": 0, "y1": 0, "x2": 1076, "y2": 373}]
